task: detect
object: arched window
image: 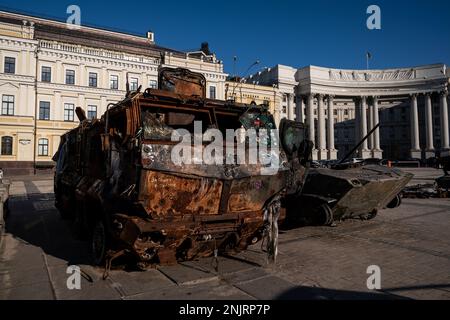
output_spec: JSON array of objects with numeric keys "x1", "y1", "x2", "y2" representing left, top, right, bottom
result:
[
  {"x1": 38, "y1": 138, "x2": 49, "y2": 156},
  {"x1": 1, "y1": 136, "x2": 13, "y2": 155}
]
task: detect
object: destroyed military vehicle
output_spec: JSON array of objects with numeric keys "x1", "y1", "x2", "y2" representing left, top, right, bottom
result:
[
  {"x1": 285, "y1": 124, "x2": 413, "y2": 226},
  {"x1": 53, "y1": 67, "x2": 311, "y2": 268}
]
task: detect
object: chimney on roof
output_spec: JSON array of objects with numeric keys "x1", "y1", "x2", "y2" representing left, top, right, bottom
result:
[
  {"x1": 146, "y1": 31, "x2": 155, "y2": 43},
  {"x1": 201, "y1": 42, "x2": 211, "y2": 56}
]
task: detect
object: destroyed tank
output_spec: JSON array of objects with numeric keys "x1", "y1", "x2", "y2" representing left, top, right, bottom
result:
[
  {"x1": 285, "y1": 124, "x2": 413, "y2": 226},
  {"x1": 53, "y1": 67, "x2": 310, "y2": 267}
]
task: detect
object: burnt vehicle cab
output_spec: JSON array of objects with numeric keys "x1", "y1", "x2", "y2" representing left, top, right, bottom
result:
[{"x1": 53, "y1": 68, "x2": 310, "y2": 267}]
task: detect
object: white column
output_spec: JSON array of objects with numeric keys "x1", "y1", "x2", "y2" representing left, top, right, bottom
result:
[
  {"x1": 327, "y1": 95, "x2": 337, "y2": 160},
  {"x1": 17, "y1": 84, "x2": 27, "y2": 116},
  {"x1": 102, "y1": 67, "x2": 108, "y2": 89},
  {"x1": 78, "y1": 94, "x2": 85, "y2": 119},
  {"x1": 286, "y1": 94, "x2": 294, "y2": 120},
  {"x1": 424, "y1": 93, "x2": 435, "y2": 158},
  {"x1": 20, "y1": 50, "x2": 27, "y2": 75},
  {"x1": 354, "y1": 98, "x2": 361, "y2": 146},
  {"x1": 79, "y1": 63, "x2": 85, "y2": 86},
  {"x1": 121, "y1": 69, "x2": 128, "y2": 91},
  {"x1": 372, "y1": 96, "x2": 382, "y2": 158},
  {"x1": 317, "y1": 94, "x2": 327, "y2": 160},
  {"x1": 368, "y1": 98, "x2": 374, "y2": 150},
  {"x1": 56, "y1": 60, "x2": 62, "y2": 83},
  {"x1": 440, "y1": 91, "x2": 449, "y2": 150},
  {"x1": 360, "y1": 96, "x2": 370, "y2": 158},
  {"x1": 295, "y1": 95, "x2": 305, "y2": 123},
  {"x1": 100, "y1": 96, "x2": 107, "y2": 115},
  {"x1": 410, "y1": 94, "x2": 421, "y2": 158},
  {"x1": 307, "y1": 94, "x2": 317, "y2": 160},
  {"x1": 54, "y1": 91, "x2": 61, "y2": 121}
]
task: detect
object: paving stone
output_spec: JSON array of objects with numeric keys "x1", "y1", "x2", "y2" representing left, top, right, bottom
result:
[
  {"x1": 108, "y1": 268, "x2": 176, "y2": 296},
  {"x1": 0, "y1": 280, "x2": 55, "y2": 300},
  {"x1": 47, "y1": 264, "x2": 121, "y2": 300},
  {"x1": 157, "y1": 264, "x2": 218, "y2": 286},
  {"x1": 0, "y1": 265, "x2": 49, "y2": 290},
  {"x1": 126, "y1": 279, "x2": 254, "y2": 300},
  {"x1": 233, "y1": 276, "x2": 296, "y2": 300}
]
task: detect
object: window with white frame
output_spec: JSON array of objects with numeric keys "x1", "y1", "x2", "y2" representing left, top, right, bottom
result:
[
  {"x1": 2, "y1": 95, "x2": 14, "y2": 116},
  {"x1": 66, "y1": 70, "x2": 75, "y2": 85},
  {"x1": 38, "y1": 138, "x2": 49, "y2": 156},
  {"x1": 41, "y1": 66, "x2": 51, "y2": 82},
  {"x1": 4, "y1": 57, "x2": 16, "y2": 74},
  {"x1": 130, "y1": 78, "x2": 138, "y2": 91},
  {"x1": 39, "y1": 101, "x2": 50, "y2": 120},
  {"x1": 110, "y1": 75, "x2": 119, "y2": 89},
  {"x1": 87, "y1": 105, "x2": 97, "y2": 119},
  {"x1": 64, "y1": 103, "x2": 74, "y2": 122},
  {"x1": 89, "y1": 72, "x2": 98, "y2": 87},
  {"x1": 209, "y1": 86, "x2": 216, "y2": 99},
  {"x1": 149, "y1": 80, "x2": 157, "y2": 89}
]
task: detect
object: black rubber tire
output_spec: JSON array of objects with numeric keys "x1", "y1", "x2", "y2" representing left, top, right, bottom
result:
[
  {"x1": 314, "y1": 203, "x2": 334, "y2": 226},
  {"x1": 387, "y1": 194, "x2": 402, "y2": 209},
  {"x1": 92, "y1": 219, "x2": 108, "y2": 266}
]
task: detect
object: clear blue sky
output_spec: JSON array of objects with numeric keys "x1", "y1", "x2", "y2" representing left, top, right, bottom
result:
[{"x1": 1, "y1": 0, "x2": 449, "y2": 75}]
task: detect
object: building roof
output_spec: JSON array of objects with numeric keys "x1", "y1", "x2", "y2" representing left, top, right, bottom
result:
[{"x1": 0, "y1": 10, "x2": 184, "y2": 59}]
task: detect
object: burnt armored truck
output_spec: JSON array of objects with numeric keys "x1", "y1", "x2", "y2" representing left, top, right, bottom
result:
[{"x1": 53, "y1": 68, "x2": 311, "y2": 267}]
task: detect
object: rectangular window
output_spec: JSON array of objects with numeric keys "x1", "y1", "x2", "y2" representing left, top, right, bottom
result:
[
  {"x1": 209, "y1": 86, "x2": 216, "y2": 99},
  {"x1": 4, "y1": 57, "x2": 15, "y2": 74},
  {"x1": 1, "y1": 136, "x2": 13, "y2": 155},
  {"x1": 41, "y1": 66, "x2": 51, "y2": 82},
  {"x1": 39, "y1": 101, "x2": 50, "y2": 120},
  {"x1": 130, "y1": 77, "x2": 138, "y2": 91},
  {"x1": 149, "y1": 80, "x2": 157, "y2": 89},
  {"x1": 38, "y1": 138, "x2": 49, "y2": 156},
  {"x1": 110, "y1": 75, "x2": 119, "y2": 89},
  {"x1": 87, "y1": 105, "x2": 97, "y2": 119},
  {"x1": 66, "y1": 70, "x2": 75, "y2": 85},
  {"x1": 89, "y1": 72, "x2": 98, "y2": 87},
  {"x1": 64, "y1": 103, "x2": 74, "y2": 122},
  {"x1": 2, "y1": 95, "x2": 14, "y2": 115}
]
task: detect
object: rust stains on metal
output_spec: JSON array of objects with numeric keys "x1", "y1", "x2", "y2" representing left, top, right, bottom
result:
[{"x1": 53, "y1": 67, "x2": 307, "y2": 268}]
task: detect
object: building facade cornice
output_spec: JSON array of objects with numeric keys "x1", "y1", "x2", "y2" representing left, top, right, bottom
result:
[
  {"x1": 0, "y1": 73, "x2": 35, "y2": 83},
  {"x1": 38, "y1": 41, "x2": 160, "y2": 70},
  {"x1": 37, "y1": 81, "x2": 126, "y2": 96}
]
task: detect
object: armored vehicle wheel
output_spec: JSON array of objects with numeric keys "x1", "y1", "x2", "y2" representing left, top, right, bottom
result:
[
  {"x1": 387, "y1": 194, "x2": 402, "y2": 209},
  {"x1": 314, "y1": 203, "x2": 334, "y2": 226},
  {"x1": 92, "y1": 220, "x2": 109, "y2": 266}
]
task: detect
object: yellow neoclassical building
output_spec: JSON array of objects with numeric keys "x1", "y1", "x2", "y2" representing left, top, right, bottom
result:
[
  {"x1": 0, "y1": 10, "x2": 227, "y2": 175},
  {"x1": 224, "y1": 80, "x2": 282, "y2": 124}
]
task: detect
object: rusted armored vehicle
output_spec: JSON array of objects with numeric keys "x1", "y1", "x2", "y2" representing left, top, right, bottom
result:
[
  {"x1": 53, "y1": 67, "x2": 311, "y2": 267},
  {"x1": 285, "y1": 125, "x2": 413, "y2": 226}
]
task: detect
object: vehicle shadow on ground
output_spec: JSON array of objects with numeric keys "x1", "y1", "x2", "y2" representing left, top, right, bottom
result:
[
  {"x1": 5, "y1": 193, "x2": 92, "y2": 266},
  {"x1": 276, "y1": 286, "x2": 410, "y2": 300}
]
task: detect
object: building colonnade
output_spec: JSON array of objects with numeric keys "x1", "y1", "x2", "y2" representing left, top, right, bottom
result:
[
  {"x1": 294, "y1": 93, "x2": 382, "y2": 160},
  {"x1": 410, "y1": 90, "x2": 449, "y2": 159}
]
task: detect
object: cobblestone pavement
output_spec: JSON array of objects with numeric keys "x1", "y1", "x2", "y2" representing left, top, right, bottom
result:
[{"x1": 1, "y1": 174, "x2": 449, "y2": 300}]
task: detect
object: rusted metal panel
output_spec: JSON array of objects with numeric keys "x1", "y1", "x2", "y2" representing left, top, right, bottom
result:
[{"x1": 139, "y1": 170, "x2": 223, "y2": 217}]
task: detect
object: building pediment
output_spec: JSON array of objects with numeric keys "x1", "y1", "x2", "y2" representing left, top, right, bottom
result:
[{"x1": 0, "y1": 82, "x2": 19, "y2": 90}]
